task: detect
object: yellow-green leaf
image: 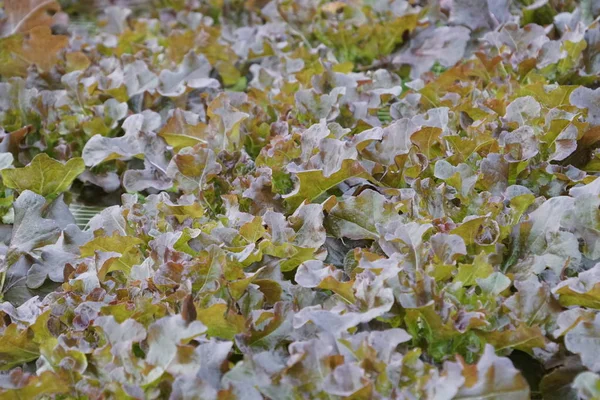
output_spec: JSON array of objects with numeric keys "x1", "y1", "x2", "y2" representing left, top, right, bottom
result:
[
  {"x1": 197, "y1": 303, "x2": 245, "y2": 340},
  {"x1": 283, "y1": 160, "x2": 372, "y2": 211},
  {"x1": 80, "y1": 234, "x2": 143, "y2": 277},
  {"x1": 1, "y1": 153, "x2": 85, "y2": 199}
]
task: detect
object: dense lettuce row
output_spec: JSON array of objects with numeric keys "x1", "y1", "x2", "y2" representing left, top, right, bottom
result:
[{"x1": 0, "y1": 0, "x2": 600, "y2": 399}]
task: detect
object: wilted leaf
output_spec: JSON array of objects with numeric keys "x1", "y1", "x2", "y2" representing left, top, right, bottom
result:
[
  {"x1": 181, "y1": 294, "x2": 197, "y2": 324},
  {"x1": 1, "y1": 0, "x2": 62, "y2": 36},
  {"x1": 19, "y1": 26, "x2": 68, "y2": 72}
]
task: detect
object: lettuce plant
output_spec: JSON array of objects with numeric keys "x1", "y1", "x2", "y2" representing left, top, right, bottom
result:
[{"x1": 0, "y1": 0, "x2": 598, "y2": 399}]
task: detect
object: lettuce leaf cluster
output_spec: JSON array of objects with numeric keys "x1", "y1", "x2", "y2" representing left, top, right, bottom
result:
[{"x1": 0, "y1": 0, "x2": 599, "y2": 399}]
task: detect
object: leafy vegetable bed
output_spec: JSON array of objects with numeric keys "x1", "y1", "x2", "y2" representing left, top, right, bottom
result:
[{"x1": 0, "y1": 0, "x2": 599, "y2": 398}]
